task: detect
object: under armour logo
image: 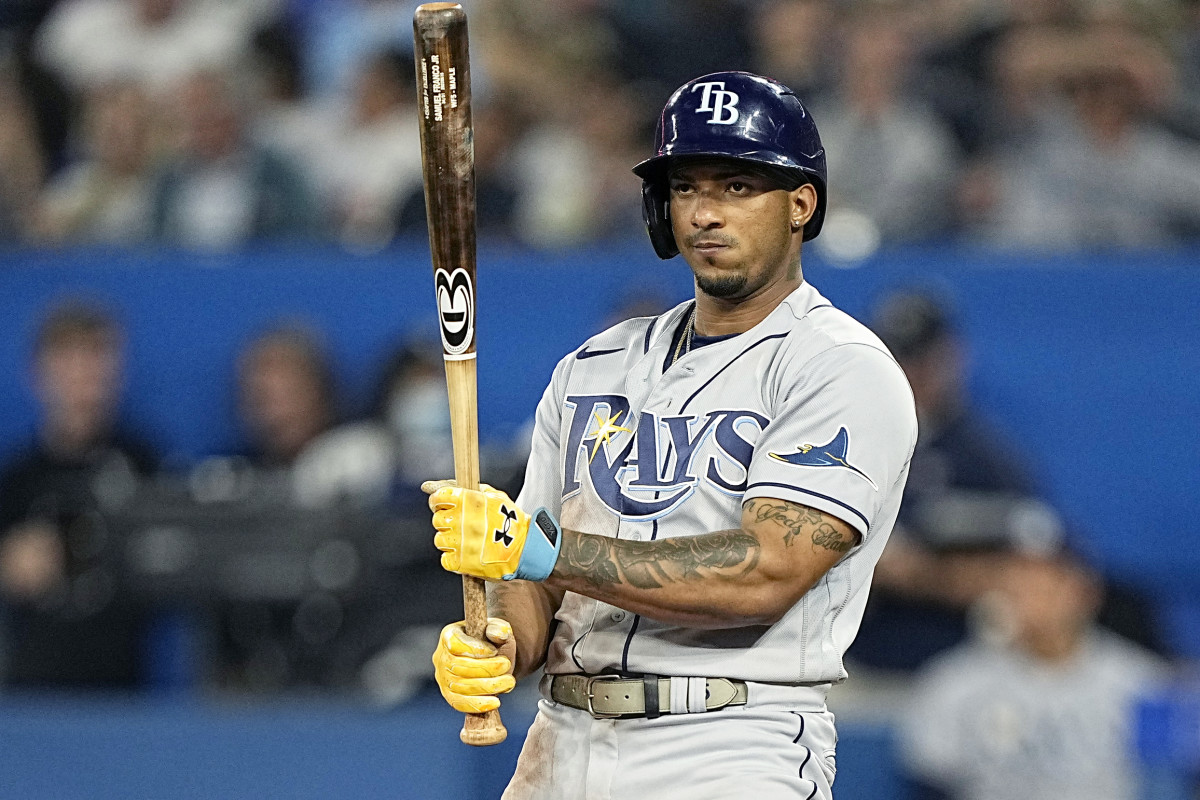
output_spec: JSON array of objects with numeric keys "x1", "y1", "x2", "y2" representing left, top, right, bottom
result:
[
  {"x1": 493, "y1": 505, "x2": 517, "y2": 547},
  {"x1": 691, "y1": 82, "x2": 739, "y2": 125}
]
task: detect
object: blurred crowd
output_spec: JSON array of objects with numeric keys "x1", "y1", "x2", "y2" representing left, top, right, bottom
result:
[
  {"x1": 1, "y1": 0, "x2": 1200, "y2": 253},
  {"x1": 0, "y1": 296, "x2": 532, "y2": 698},
  {"x1": 2, "y1": 2, "x2": 1198, "y2": 796}
]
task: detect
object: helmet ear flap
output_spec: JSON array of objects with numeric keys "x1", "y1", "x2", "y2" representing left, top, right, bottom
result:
[{"x1": 641, "y1": 181, "x2": 678, "y2": 260}]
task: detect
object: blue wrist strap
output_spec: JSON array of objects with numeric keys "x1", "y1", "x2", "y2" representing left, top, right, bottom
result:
[{"x1": 507, "y1": 507, "x2": 562, "y2": 582}]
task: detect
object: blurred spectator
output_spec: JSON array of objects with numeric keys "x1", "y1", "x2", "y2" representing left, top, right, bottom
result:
[
  {"x1": 913, "y1": 0, "x2": 1086, "y2": 161},
  {"x1": 286, "y1": 335, "x2": 536, "y2": 514},
  {"x1": 0, "y1": 0, "x2": 57, "y2": 41},
  {"x1": 245, "y1": 17, "x2": 335, "y2": 172},
  {"x1": 899, "y1": 534, "x2": 1170, "y2": 800},
  {"x1": 601, "y1": 0, "x2": 755, "y2": 104},
  {"x1": 811, "y1": 3, "x2": 961, "y2": 246},
  {"x1": 1170, "y1": 0, "x2": 1200, "y2": 139},
  {"x1": 216, "y1": 321, "x2": 340, "y2": 689},
  {"x1": 34, "y1": 0, "x2": 274, "y2": 99},
  {"x1": 466, "y1": 2, "x2": 640, "y2": 247},
  {"x1": 299, "y1": 47, "x2": 422, "y2": 250},
  {"x1": 216, "y1": 327, "x2": 470, "y2": 691},
  {"x1": 366, "y1": 339, "x2": 454, "y2": 499},
  {"x1": 965, "y1": 16, "x2": 1200, "y2": 246},
  {"x1": 750, "y1": 0, "x2": 836, "y2": 110},
  {"x1": 1, "y1": 0, "x2": 73, "y2": 174},
  {"x1": 506, "y1": 73, "x2": 648, "y2": 246},
  {"x1": 230, "y1": 320, "x2": 463, "y2": 508},
  {"x1": 148, "y1": 69, "x2": 319, "y2": 249},
  {"x1": 234, "y1": 322, "x2": 336, "y2": 478},
  {"x1": 0, "y1": 59, "x2": 44, "y2": 243},
  {"x1": 285, "y1": 338, "x2": 449, "y2": 511},
  {"x1": 288, "y1": 0, "x2": 416, "y2": 100},
  {"x1": 33, "y1": 80, "x2": 159, "y2": 244},
  {"x1": 0, "y1": 299, "x2": 157, "y2": 688},
  {"x1": 850, "y1": 290, "x2": 1054, "y2": 671},
  {"x1": 853, "y1": 289, "x2": 1164, "y2": 672}
]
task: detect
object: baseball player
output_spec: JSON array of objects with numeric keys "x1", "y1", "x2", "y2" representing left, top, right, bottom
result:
[{"x1": 424, "y1": 72, "x2": 917, "y2": 799}]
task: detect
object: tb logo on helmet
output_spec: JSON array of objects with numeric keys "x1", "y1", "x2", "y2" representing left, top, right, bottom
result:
[{"x1": 692, "y1": 81, "x2": 739, "y2": 125}]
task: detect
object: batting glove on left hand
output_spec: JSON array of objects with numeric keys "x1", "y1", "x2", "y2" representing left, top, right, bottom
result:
[
  {"x1": 422, "y1": 480, "x2": 562, "y2": 582},
  {"x1": 432, "y1": 618, "x2": 516, "y2": 714}
]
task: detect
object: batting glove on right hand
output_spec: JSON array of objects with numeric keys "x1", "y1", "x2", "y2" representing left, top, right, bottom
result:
[
  {"x1": 423, "y1": 480, "x2": 562, "y2": 582},
  {"x1": 432, "y1": 618, "x2": 516, "y2": 714}
]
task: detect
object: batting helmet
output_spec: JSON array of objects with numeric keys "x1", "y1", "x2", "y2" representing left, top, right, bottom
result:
[{"x1": 632, "y1": 71, "x2": 827, "y2": 259}]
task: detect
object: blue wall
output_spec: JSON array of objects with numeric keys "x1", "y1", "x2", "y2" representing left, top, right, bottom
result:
[
  {"x1": 2, "y1": 240, "x2": 1199, "y2": 635},
  {"x1": 0, "y1": 689, "x2": 917, "y2": 800},
  {"x1": 0, "y1": 690, "x2": 533, "y2": 800}
]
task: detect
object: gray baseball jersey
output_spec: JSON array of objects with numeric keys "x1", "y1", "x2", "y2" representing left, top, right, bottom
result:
[{"x1": 516, "y1": 281, "x2": 917, "y2": 686}]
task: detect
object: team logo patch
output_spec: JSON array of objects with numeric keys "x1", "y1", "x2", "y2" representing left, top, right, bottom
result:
[
  {"x1": 768, "y1": 427, "x2": 877, "y2": 489},
  {"x1": 691, "y1": 81, "x2": 739, "y2": 125}
]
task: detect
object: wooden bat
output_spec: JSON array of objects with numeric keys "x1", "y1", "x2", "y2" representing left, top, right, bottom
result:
[{"x1": 413, "y1": 3, "x2": 506, "y2": 746}]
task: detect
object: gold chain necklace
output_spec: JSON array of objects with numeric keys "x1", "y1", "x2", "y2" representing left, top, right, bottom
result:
[{"x1": 671, "y1": 306, "x2": 697, "y2": 366}]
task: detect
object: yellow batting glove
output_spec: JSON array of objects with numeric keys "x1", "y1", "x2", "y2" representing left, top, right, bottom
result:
[
  {"x1": 423, "y1": 480, "x2": 562, "y2": 582},
  {"x1": 432, "y1": 618, "x2": 516, "y2": 714}
]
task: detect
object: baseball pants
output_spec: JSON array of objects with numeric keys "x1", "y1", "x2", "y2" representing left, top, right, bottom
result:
[{"x1": 502, "y1": 683, "x2": 837, "y2": 800}]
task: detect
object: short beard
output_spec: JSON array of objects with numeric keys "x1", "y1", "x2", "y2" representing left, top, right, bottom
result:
[{"x1": 695, "y1": 271, "x2": 748, "y2": 299}]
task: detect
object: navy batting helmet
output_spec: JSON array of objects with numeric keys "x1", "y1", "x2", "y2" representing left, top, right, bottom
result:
[{"x1": 632, "y1": 71, "x2": 827, "y2": 259}]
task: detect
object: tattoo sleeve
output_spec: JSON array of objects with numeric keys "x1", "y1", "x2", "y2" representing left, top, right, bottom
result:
[
  {"x1": 555, "y1": 529, "x2": 761, "y2": 590},
  {"x1": 747, "y1": 498, "x2": 855, "y2": 553}
]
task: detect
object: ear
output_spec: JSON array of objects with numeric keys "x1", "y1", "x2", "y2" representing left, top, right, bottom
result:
[{"x1": 790, "y1": 184, "x2": 818, "y2": 232}]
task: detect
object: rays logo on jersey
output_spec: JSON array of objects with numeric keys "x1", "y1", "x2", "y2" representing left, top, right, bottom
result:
[
  {"x1": 563, "y1": 394, "x2": 767, "y2": 519},
  {"x1": 769, "y1": 427, "x2": 877, "y2": 489}
]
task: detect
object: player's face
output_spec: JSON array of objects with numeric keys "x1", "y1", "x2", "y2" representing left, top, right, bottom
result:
[{"x1": 668, "y1": 161, "x2": 812, "y2": 301}]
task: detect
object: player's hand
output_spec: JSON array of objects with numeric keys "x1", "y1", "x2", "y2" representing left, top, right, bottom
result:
[
  {"x1": 422, "y1": 479, "x2": 562, "y2": 582},
  {"x1": 432, "y1": 618, "x2": 517, "y2": 714}
]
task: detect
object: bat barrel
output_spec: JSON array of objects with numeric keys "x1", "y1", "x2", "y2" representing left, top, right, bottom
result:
[{"x1": 415, "y1": 2, "x2": 476, "y2": 361}]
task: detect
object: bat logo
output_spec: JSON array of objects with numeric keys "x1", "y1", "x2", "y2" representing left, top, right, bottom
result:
[
  {"x1": 691, "y1": 81, "x2": 739, "y2": 125},
  {"x1": 435, "y1": 267, "x2": 474, "y2": 356},
  {"x1": 493, "y1": 505, "x2": 517, "y2": 547},
  {"x1": 768, "y1": 427, "x2": 877, "y2": 490}
]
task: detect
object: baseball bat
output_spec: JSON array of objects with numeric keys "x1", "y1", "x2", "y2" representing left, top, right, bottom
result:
[{"x1": 413, "y1": 3, "x2": 506, "y2": 746}]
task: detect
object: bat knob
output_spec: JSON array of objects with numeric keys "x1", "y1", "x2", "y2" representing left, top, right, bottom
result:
[{"x1": 460, "y1": 714, "x2": 508, "y2": 746}]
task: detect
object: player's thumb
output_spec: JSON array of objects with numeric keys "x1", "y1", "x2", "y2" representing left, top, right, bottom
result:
[
  {"x1": 485, "y1": 617, "x2": 513, "y2": 645},
  {"x1": 421, "y1": 479, "x2": 457, "y2": 495}
]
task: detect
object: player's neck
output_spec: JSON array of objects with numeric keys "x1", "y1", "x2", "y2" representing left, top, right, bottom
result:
[{"x1": 693, "y1": 273, "x2": 803, "y2": 337}]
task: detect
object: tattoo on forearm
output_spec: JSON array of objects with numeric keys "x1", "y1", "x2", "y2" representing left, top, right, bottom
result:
[
  {"x1": 748, "y1": 499, "x2": 854, "y2": 553},
  {"x1": 557, "y1": 529, "x2": 760, "y2": 590}
]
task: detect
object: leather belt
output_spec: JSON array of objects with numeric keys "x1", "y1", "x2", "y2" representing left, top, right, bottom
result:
[{"x1": 550, "y1": 674, "x2": 748, "y2": 719}]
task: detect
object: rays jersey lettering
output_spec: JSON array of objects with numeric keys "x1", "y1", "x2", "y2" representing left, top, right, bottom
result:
[{"x1": 562, "y1": 394, "x2": 767, "y2": 519}]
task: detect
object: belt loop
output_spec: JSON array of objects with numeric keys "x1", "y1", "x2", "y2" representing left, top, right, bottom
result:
[
  {"x1": 642, "y1": 674, "x2": 661, "y2": 720},
  {"x1": 669, "y1": 677, "x2": 689, "y2": 714},
  {"x1": 687, "y1": 676, "x2": 707, "y2": 713}
]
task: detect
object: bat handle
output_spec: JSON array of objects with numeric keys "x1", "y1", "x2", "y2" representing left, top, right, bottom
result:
[{"x1": 460, "y1": 575, "x2": 507, "y2": 745}]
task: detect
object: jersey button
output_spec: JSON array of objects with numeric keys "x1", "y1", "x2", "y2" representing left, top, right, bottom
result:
[
  {"x1": 628, "y1": 532, "x2": 643, "y2": 541},
  {"x1": 611, "y1": 610, "x2": 626, "y2": 622}
]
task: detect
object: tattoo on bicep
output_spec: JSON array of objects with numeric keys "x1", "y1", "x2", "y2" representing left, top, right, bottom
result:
[
  {"x1": 748, "y1": 499, "x2": 854, "y2": 553},
  {"x1": 557, "y1": 530, "x2": 760, "y2": 590}
]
